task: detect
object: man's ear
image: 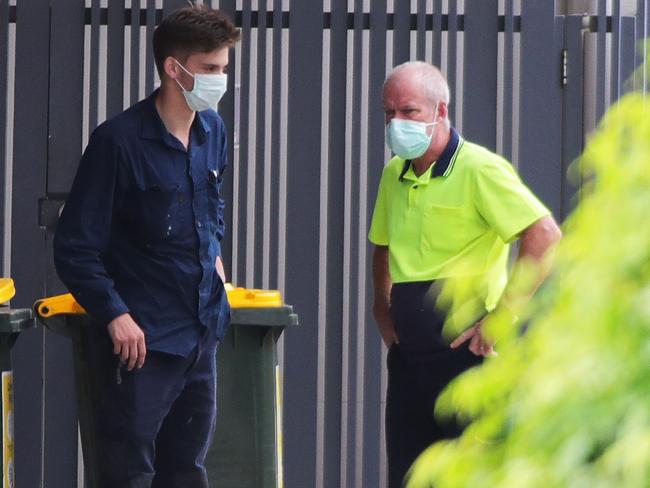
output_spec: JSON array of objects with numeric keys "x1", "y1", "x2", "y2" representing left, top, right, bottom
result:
[
  {"x1": 163, "y1": 56, "x2": 180, "y2": 81},
  {"x1": 438, "y1": 102, "x2": 449, "y2": 120}
]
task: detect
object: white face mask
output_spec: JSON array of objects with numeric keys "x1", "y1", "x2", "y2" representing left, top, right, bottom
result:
[
  {"x1": 174, "y1": 60, "x2": 227, "y2": 112},
  {"x1": 385, "y1": 102, "x2": 439, "y2": 160}
]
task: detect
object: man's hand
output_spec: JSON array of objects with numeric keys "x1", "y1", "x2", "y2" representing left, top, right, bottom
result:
[
  {"x1": 107, "y1": 313, "x2": 146, "y2": 370},
  {"x1": 373, "y1": 302, "x2": 399, "y2": 348},
  {"x1": 450, "y1": 318, "x2": 494, "y2": 357}
]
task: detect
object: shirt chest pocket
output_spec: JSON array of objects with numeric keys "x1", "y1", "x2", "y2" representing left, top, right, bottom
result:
[
  {"x1": 122, "y1": 183, "x2": 180, "y2": 242},
  {"x1": 420, "y1": 204, "x2": 469, "y2": 253}
]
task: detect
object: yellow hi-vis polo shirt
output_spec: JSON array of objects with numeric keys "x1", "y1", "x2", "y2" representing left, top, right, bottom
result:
[{"x1": 369, "y1": 128, "x2": 550, "y2": 331}]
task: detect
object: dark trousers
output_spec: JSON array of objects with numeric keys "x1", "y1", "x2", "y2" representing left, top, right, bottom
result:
[
  {"x1": 87, "y1": 327, "x2": 218, "y2": 488},
  {"x1": 386, "y1": 282, "x2": 483, "y2": 488}
]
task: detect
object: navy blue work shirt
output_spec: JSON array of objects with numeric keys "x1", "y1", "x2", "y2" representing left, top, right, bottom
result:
[{"x1": 53, "y1": 90, "x2": 231, "y2": 357}]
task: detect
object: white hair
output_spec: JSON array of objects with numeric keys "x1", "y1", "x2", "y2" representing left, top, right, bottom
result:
[{"x1": 384, "y1": 61, "x2": 450, "y2": 105}]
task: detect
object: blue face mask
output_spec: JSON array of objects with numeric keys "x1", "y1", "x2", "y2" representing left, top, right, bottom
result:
[
  {"x1": 174, "y1": 60, "x2": 227, "y2": 112},
  {"x1": 385, "y1": 103, "x2": 439, "y2": 159}
]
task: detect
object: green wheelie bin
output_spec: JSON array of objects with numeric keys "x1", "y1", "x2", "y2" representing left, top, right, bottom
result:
[
  {"x1": 35, "y1": 285, "x2": 298, "y2": 488},
  {"x1": 205, "y1": 286, "x2": 298, "y2": 488},
  {"x1": 0, "y1": 278, "x2": 35, "y2": 488}
]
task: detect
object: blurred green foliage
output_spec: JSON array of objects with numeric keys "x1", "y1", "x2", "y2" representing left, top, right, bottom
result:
[{"x1": 407, "y1": 93, "x2": 650, "y2": 488}]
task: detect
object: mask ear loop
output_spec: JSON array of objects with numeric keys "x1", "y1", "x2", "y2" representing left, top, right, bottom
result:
[
  {"x1": 172, "y1": 59, "x2": 195, "y2": 92},
  {"x1": 425, "y1": 102, "x2": 441, "y2": 136}
]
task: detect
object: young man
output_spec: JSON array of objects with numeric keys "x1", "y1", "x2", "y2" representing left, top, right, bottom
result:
[
  {"x1": 369, "y1": 61, "x2": 562, "y2": 487},
  {"x1": 53, "y1": 6, "x2": 240, "y2": 487}
]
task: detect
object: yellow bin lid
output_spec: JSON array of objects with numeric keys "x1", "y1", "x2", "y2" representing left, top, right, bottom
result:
[
  {"x1": 36, "y1": 284, "x2": 282, "y2": 318},
  {"x1": 225, "y1": 283, "x2": 283, "y2": 308},
  {"x1": 0, "y1": 278, "x2": 16, "y2": 304}
]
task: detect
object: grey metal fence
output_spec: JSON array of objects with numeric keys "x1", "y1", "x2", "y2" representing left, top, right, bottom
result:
[{"x1": 1, "y1": 0, "x2": 648, "y2": 486}]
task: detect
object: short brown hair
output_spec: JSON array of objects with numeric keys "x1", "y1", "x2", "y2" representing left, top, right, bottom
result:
[{"x1": 153, "y1": 5, "x2": 240, "y2": 77}]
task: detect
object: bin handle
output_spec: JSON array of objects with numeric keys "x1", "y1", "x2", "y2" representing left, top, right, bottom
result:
[{"x1": 35, "y1": 293, "x2": 86, "y2": 318}]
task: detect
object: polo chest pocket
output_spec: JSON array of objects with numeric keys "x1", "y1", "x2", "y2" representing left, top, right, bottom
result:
[{"x1": 420, "y1": 204, "x2": 469, "y2": 253}]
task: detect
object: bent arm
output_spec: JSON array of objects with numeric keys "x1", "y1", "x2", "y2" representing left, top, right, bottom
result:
[
  {"x1": 511, "y1": 214, "x2": 563, "y2": 297},
  {"x1": 452, "y1": 215, "x2": 562, "y2": 355}
]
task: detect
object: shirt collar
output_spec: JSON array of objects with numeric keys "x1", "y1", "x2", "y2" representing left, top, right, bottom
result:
[
  {"x1": 398, "y1": 126, "x2": 463, "y2": 181},
  {"x1": 140, "y1": 89, "x2": 211, "y2": 146}
]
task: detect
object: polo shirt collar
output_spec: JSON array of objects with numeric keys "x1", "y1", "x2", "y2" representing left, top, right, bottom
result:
[
  {"x1": 399, "y1": 127, "x2": 463, "y2": 181},
  {"x1": 140, "y1": 89, "x2": 211, "y2": 146}
]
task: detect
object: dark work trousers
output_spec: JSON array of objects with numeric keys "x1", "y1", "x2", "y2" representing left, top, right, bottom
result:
[
  {"x1": 387, "y1": 281, "x2": 483, "y2": 488},
  {"x1": 87, "y1": 325, "x2": 218, "y2": 488}
]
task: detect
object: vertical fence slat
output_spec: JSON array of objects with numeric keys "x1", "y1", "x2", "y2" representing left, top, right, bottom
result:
[
  {"x1": 276, "y1": 0, "x2": 290, "y2": 292},
  {"x1": 416, "y1": 0, "x2": 426, "y2": 59},
  {"x1": 500, "y1": 0, "x2": 515, "y2": 161},
  {"x1": 341, "y1": 0, "x2": 367, "y2": 486},
  {"x1": 11, "y1": 1, "x2": 50, "y2": 487},
  {"x1": 0, "y1": 0, "x2": 8, "y2": 275},
  {"x1": 432, "y1": 0, "x2": 442, "y2": 67},
  {"x1": 269, "y1": 0, "x2": 283, "y2": 290},
  {"x1": 561, "y1": 15, "x2": 585, "y2": 220},
  {"x1": 315, "y1": 3, "x2": 332, "y2": 486},
  {"x1": 366, "y1": 2, "x2": 388, "y2": 484},
  {"x1": 244, "y1": 1, "x2": 259, "y2": 287},
  {"x1": 254, "y1": 0, "x2": 268, "y2": 289},
  {"x1": 284, "y1": 2, "x2": 323, "y2": 487},
  {"x1": 49, "y1": 2, "x2": 86, "y2": 197},
  {"x1": 393, "y1": 0, "x2": 410, "y2": 63},
  {"x1": 595, "y1": 0, "x2": 607, "y2": 120},
  {"x1": 620, "y1": 16, "x2": 637, "y2": 94},
  {"x1": 340, "y1": 1, "x2": 360, "y2": 484},
  {"x1": 462, "y1": 0, "x2": 498, "y2": 150},
  {"x1": 611, "y1": 0, "x2": 622, "y2": 101},
  {"x1": 143, "y1": 0, "x2": 156, "y2": 94},
  {"x1": 446, "y1": 0, "x2": 458, "y2": 124},
  {"x1": 320, "y1": 1, "x2": 346, "y2": 486},
  {"x1": 316, "y1": 1, "x2": 330, "y2": 484},
  {"x1": 519, "y1": 1, "x2": 563, "y2": 218},
  {"x1": 258, "y1": 0, "x2": 271, "y2": 289},
  {"x1": 355, "y1": 1, "x2": 375, "y2": 484},
  {"x1": 129, "y1": 1, "x2": 141, "y2": 106},
  {"x1": 234, "y1": 2, "x2": 252, "y2": 285},
  {"x1": 89, "y1": 0, "x2": 101, "y2": 130},
  {"x1": 636, "y1": 0, "x2": 648, "y2": 91},
  {"x1": 107, "y1": 0, "x2": 125, "y2": 117}
]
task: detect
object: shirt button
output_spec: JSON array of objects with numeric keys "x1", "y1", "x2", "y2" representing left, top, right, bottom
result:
[{"x1": 196, "y1": 221, "x2": 202, "y2": 228}]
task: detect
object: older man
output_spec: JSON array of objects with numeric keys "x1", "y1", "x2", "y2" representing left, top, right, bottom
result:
[{"x1": 369, "y1": 61, "x2": 562, "y2": 487}]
